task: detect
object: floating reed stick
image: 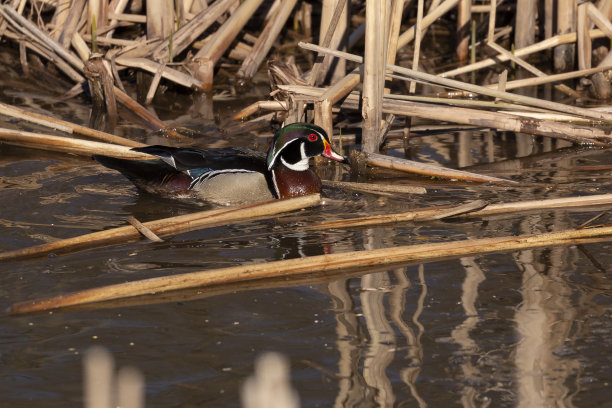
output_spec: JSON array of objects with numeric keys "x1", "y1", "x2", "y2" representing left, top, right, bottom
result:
[
  {"x1": 0, "y1": 128, "x2": 151, "y2": 158},
  {"x1": 361, "y1": 152, "x2": 516, "y2": 183},
  {"x1": 0, "y1": 102, "x2": 144, "y2": 147},
  {"x1": 323, "y1": 180, "x2": 427, "y2": 195},
  {"x1": 8, "y1": 224, "x2": 612, "y2": 315},
  {"x1": 0, "y1": 195, "x2": 322, "y2": 263},
  {"x1": 305, "y1": 193, "x2": 612, "y2": 230}
]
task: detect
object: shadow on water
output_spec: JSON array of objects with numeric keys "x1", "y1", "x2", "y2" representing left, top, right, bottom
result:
[{"x1": 1, "y1": 72, "x2": 612, "y2": 407}]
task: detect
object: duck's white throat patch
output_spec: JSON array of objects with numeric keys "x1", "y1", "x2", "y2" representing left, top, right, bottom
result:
[{"x1": 280, "y1": 143, "x2": 309, "y2": 171}]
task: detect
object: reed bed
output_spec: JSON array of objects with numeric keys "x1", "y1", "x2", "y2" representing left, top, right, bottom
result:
[{"x1": 0, "y1": 0, "x2": 609, "y2": 152}]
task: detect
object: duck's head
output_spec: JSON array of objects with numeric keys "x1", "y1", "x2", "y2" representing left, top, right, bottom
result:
[{"x1": 266, "y1": 122, "x2": 348, "y2": 171}]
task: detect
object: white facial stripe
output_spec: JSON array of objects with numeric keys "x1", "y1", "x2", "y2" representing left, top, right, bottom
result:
[
  {"x1": 271, "y1": 168, "x2": 280, "y2": 197},
  {"x1": 280, "y1": 156, "x2": 309, "y2": 171}
]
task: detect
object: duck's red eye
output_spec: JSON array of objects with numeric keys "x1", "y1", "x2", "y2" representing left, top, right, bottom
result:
[{"x1": 308, "y1": 133, "x2": 318, "y2": 141}]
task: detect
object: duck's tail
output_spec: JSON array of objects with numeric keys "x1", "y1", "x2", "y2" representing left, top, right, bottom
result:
[{"x1": 93, "y1": 155, "x2": 192, "y2": 195}]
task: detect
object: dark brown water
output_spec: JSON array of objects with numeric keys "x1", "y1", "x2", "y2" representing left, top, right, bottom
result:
[{"x1": 1, "y1": 51, "x2": 612, "y2": 407}]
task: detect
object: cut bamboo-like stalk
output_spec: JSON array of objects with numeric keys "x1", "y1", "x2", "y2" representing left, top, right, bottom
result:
[
  {"x1": 8, "y1": 224, "x2": 612, "y2": 315},
  {"x1": 0, "y1": 195, "x2": 322, "y2": 263}
]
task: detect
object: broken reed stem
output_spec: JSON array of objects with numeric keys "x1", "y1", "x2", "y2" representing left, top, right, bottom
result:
[
  {"x1": 8, "y1": 224, "x2": 612, "y2": 315},
  {"x1": 0, "y1": 195, "x2": 322, "y2": 263}
]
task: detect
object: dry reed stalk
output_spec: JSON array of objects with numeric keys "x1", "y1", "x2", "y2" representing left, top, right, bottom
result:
[
  {"x1": 555, "y1": 0, "x2": 576, "y2": 71},
  {"x1": 0, "y1": 6, "x2": 85, "y2": 71},
  {"x1": 305, "y1": 193, "x2": 612, "y2": 230},
  {"x1": 275, "y1": 83, "x2": 612, "y2": 145},
  {"x1": 127, "y1": 216, "x2": 163, "y2": 242},
  {"x1": 193, "y1": 0, "x2": 265, "y2": 88},
  {"x1": 386, "y1": 0, "x2": 405, "y2": 67},
  {"x1": 456, "y1": 0, "x2": 471, "y2": 61},
  {"x1": 487, "y1": 0, "x2": 496, "y2": 42},
  {"x1": 314, "y1": 69, "x2": 361, "y2": 137},
  {"x1": 115, "y1": 57, "x2": 203, "y2": 89},
  {"x1": 443, "y1": 29, "x2": 607, "y2": 78},
  {"x1": 0, "y1": 128, "x2": 152, "y2": 158},
  {"x1": 56, "y1": 0, "x2": 86, "y2": 48},
  {"x1": 150, "y1": 0, "x2": 236, "y2": 61},
  {"x1": 484, "y1": 65, "x2": 612, "y2": 91},
  {"x1": 577, "y1": 2, "x2": 591, "y2": 70},
  {"x1": 397, "y1": 0, "x2": 460, "y2": 47},
  {"x1": 586, "y1": 2, "x2": 612, "y2": 37},
  {"x1": 361, "y1": 0, "x2": 388, "y2": 153},
  {"x1": 409, "y1": 0, "x2": 424, "y2": 94},
  {"x1": 144, "y1": 62, "x2": 166, "y2": 105},
  {"x1": 298, "y1": 42, "x2": 612, "y2": 123},
  {"x1": 8, "y1": 224, "x2": 612, "y2": 315},
  {"x1": 362, "y1": 151, "x2": 515, "y2": 183},
  {"x1": 382, "y1": 99, "x2": 612, "y2": 146},
  {"x1": 308, "y1": 0, "x2": 349, "y2": 85},
  {"x1": 486, "y1": 41, "x2": 580, "y2": 98},
  {"x1": 233, "y1": 100, "x2": 290, "y2": 120},
  {"x1": 323, "y1": 180, "x2": 427, "y2": 195},
  {"x1": 0, "y1": 5, "x2": 173, "y2": 133},
  {"x1": 0, "y1": 102, "x2": 144, "y2": 147},
  {"x1": 0, "y1": 195, "x2": 322, "y2": 263},
  {"x1": 236, "y1": 0, "x2": 298, "y2": 82},
  {"x1": 106, "y1": 0, "x2": 132, "y2": 39},
  {"x1": 145, "y1": 0, "x2": 173, "y2": 40},
  {"x1": 514, "y1": 0, "x2": 536, "y2": 49}
]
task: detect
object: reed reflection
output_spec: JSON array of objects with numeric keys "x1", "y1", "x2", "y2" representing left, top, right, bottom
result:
[
  {"x1": 450, "y1": 257, "x2": 486, "y2": 407},
  {"x1": 514, "y1": 245, "x2": 580, "y2": 407},
  {"x1": 327, "y1": 227, "x2": 428, "y2": 407}
]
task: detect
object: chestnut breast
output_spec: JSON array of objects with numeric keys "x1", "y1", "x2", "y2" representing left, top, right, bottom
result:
[{"x1": 272, "y1": 167, "x2": 322, "y2": 198}]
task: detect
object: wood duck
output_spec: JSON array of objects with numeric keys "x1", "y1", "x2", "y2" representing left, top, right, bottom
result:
[{"x1": 94, "y1": 122, "x2": 348, "y2": 204}]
